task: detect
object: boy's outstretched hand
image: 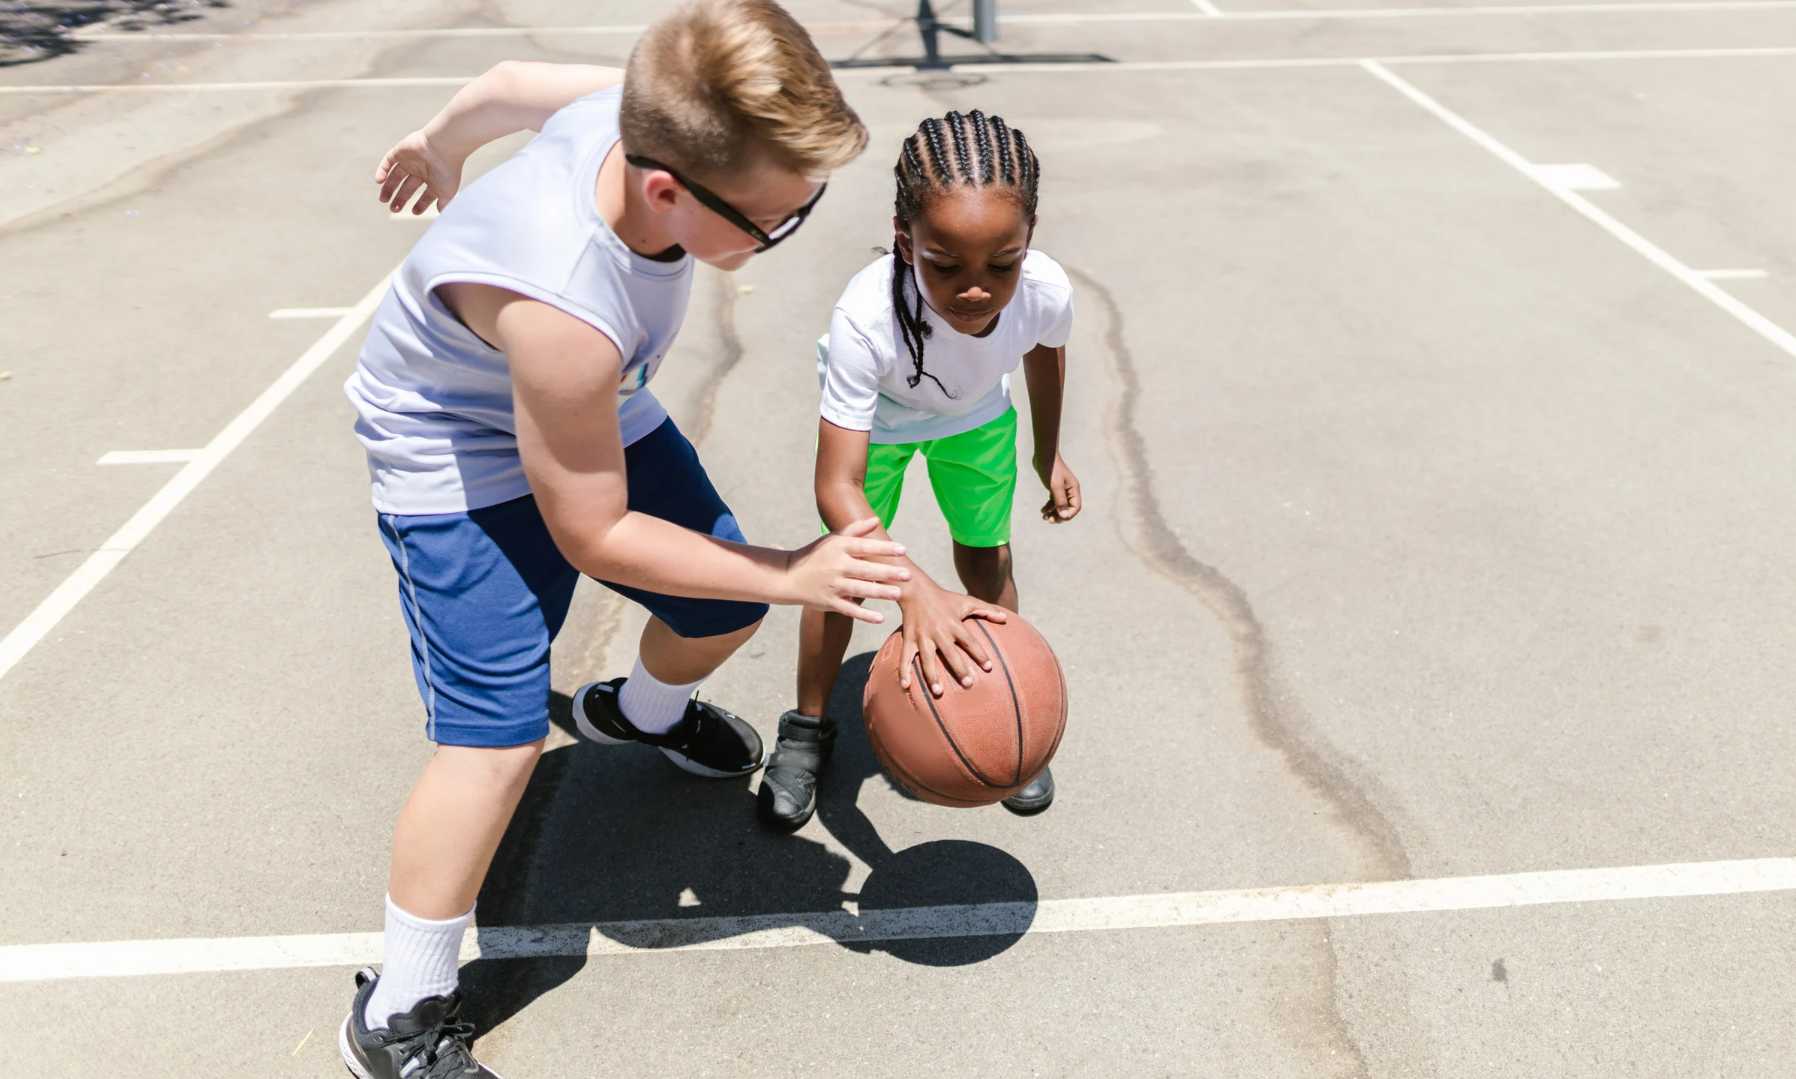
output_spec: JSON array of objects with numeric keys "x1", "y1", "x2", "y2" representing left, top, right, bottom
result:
[
  {"x1": 786, "y1": 518, "x2": 912, "y2": 625},
  {"x1": 375, "y1": 130, "x2": 465, "y2": 216},
  {"x1": 1036, "y1": 452, "x2": 1082, "y2": 523},
  {"x1": 898, "y1": 583, "x2": 1009, "y2": 698}
]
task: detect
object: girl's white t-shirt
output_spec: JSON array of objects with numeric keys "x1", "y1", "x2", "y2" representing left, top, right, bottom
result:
[{"x1": 818, "y1": 250, "x2": 1074, "y2": 445}]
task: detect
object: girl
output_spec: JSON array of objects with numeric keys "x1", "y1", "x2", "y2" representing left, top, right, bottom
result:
[{"x1": 758, "y1": 109, "x2": 1082, "y2": 831}]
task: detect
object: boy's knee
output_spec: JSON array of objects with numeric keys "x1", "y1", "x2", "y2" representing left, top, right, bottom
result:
[
  {"x1": 449, "y1": 738, "x2": 543, "y2": 788},
  {"x1": 709, "y1": 615, "x2": 765, "y2": 658}
]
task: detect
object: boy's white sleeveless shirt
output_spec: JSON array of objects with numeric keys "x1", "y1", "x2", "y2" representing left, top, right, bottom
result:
[{"x1": 346, "y1": 88, "x2": 690, "y2": 515}]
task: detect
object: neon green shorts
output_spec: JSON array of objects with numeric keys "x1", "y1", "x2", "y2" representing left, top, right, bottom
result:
[{"x1": 857, "y1": 408, "x2": 1018, "y2": 549}]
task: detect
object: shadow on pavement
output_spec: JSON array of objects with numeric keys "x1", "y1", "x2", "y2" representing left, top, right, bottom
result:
[
  {"x1": 460, "y1": 651, "x2": 1039, "y2": 1037},
  {"x1": 0, "y1": 1, "x2": 225, "y2": 68}
]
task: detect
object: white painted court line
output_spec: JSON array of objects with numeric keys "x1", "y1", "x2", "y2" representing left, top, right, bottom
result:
[
  {"x1": 59, "y1": 1, "x2": 1796, "y2": 39},
  {"x1": 9, "y1": 45, "x2": 1796, "y2": 94},
  {"x1": 1266, "y1": 0, "x2": 1796, "y2": 15},
  {"x1": 95, "y1": 449, "x2": 200, "y2": 466},
  {"x1": 268, "y1": 307, "x2": 354, "y2": 320},
  {"x1": 1699, "y1": 268, "x2": 1770, "y2": 281},
  {"x1": 1528, "y1": 161, "x2": 1622, "y2": 191},
  {"x1": 0, "y1": 273, "x2": 392, "y2": 685},
  {"x1": 0, "y1": 76, "x2": 468, "y2": 95},
  {"x1": 1015, "y1": 0, "x2": 1796, "y2": 21},
  {"x1": 3, "y1": 857, "x2": 1791, "y2": 982},
  {"x1": 1363, "y1": 60, "x2": 1796, "y2": 364},
  {"x1": 835, "y1": 44, "x2": 1796, "y2": 75},
  {"x1": 74, "y1": 23, "x2": 652, "y2": 41}
]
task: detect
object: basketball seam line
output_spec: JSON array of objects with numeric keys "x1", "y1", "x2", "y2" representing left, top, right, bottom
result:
[
  {"x1": 884, "y1": 746, "x2": 984, "y2": 806},
  {"x1": 974, "y1": 620, "x2": 1025, "y2": 785},
  {"x1": 913, "y1": 654, "x2": 1004, "y2": 788}
]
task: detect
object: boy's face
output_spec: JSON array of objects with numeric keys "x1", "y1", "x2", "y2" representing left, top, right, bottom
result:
[
  {"x1": 649, "y1": 157, "x2": 825, "y2": 271},
  {"x1": 896, "y1": 188, "x2": 1033, "y2": 337}
]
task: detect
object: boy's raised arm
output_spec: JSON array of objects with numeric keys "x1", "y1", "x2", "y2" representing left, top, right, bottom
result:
[{"x1": 375, "y1": 61, "x2": 623, "y2": 215}]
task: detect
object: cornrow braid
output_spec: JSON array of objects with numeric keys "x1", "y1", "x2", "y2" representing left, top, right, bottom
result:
[
  {"x1": 889, "y1": 110, "x2": 1043, "y2": 397},
  {"x1": 989, "y1": 113, "x2": 1015, "y2": 186},
  {"x1": 968, "y1": 108, "x2": 995, "y2": 185},
  {"x1": 1015, "y1": 127, "x2": 1040, "y2": 216},
  {"x1": 920, "y1": 117, "x2": 953, "y2": 185},
  {"x1": 944, "y1": 110, "x2": 974, "y2": 189}
]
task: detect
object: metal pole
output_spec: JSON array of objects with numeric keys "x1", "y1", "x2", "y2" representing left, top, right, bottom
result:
[
  {"x1": 916, "y1": 0, "x2": 945, "y2": 68},
  {"x1": 973, "y1": 0, "x2": 998, "y2": 44}
]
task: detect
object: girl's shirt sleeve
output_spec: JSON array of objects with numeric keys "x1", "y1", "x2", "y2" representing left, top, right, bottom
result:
[
  {"x1": 1029, "y1": 254, "x2": 1076, "y2": 349},
  {"x1": 819, "y1": 306, "x2": 887, "y2": 432}
]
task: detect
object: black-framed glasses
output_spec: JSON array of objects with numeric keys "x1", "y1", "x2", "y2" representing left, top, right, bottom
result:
[{"x1": 626, "y1": 153, "x2": 826, "y2": 252}]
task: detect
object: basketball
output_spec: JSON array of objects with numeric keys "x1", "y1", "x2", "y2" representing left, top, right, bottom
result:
[{"x1": 862, "y1": 613, "x2": 1067, "y2": 807}]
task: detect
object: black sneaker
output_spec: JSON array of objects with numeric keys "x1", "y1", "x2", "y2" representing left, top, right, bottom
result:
[
  {"x1": 1001, "y1": 765, "x2": 1055, "y2": 816},
  {"x1": 340, "y1": 968, "x2": 500, "y2": 1078},
  {"x1": 572, "y1": 677, "x2": 765, "y2": 778},
  {"x1": 756, "y1": 711, "x2": 837, "y2": 832}
]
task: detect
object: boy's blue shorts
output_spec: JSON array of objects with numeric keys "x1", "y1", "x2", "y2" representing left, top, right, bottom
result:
[{"x1": 375, "y1": 418, "x2": 769, "y2": 748}]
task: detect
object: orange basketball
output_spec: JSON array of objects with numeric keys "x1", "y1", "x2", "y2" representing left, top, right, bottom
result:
[{"x1": 862, "y1": 613, "x2": 1067, "y2": 807}]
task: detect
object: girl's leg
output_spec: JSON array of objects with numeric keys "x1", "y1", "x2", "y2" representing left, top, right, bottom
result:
[
  {"x1": 797, "y1": 607, "x2": 856, "y2": 718},
  {"x1": 952, "y1": 541, "x2": 1017, "y2": 611},
  {"x1": 760, "y1": 607, "x2": 854, "y2": 831},
  {"x1": 764, "y1": 437, "x2": 913, "y2": 832}
]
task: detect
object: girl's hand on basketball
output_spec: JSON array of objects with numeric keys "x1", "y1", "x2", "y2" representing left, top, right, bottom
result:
[
  {"x1": 375, "y1": 129, "x2": 466, "y2": 215},
  {"x1": 787, "y1": 517, "x2": 910, "y2": 624},
  {"x1": 897, "y1": 583, "x2": 1010, "y2": 698},
  {"x1": 1036, "y1": 452, "x2": 1082, "y2": 523}
]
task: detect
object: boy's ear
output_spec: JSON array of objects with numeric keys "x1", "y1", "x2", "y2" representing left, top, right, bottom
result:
[{"x1": 642, "y1": 170, "x2": 682, "y2": 215}]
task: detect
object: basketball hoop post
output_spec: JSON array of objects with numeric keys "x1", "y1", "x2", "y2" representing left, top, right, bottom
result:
[{"x1": 973, "y1": 0, "x2": 998, "y2": 44}]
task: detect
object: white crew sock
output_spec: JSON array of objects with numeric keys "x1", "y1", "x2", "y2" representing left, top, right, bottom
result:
[
  {"x1": 619, "y1": 656, "x2": 703, "y2": 735},
  {"x1": 364, "y1": 896, "x2": 473, "y2": 1030}
]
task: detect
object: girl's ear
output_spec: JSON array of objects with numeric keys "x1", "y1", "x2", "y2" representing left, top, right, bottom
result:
[
  {"x1": 1026, "y1": 214, "x2": 1037, "y2": 247},
  {"x1": 893, "y1": 222, "x2": 914, "y2": 265}
]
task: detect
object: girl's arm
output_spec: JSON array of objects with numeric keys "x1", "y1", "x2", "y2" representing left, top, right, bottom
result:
[
  {"x1": 375, "y1": 61, "x2": 623, "y2": 215},
  {"x1": 1022, "y1": 343, "x2": 1081, "y2": 523},
  {"x1": 815, "y1": 418, "x2": 1007, "y2": 696}
]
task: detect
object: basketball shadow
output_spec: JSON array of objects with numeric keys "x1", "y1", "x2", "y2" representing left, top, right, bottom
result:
[
  {"x1": 458, "y1": 653, "x2": 1037, "y2": 1037},
  {"x1": 816, "y1": 653, "x2": 1039, "y2": 967}
]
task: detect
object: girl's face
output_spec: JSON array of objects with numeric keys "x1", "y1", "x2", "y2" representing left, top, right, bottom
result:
[{"x1": 896, "y1": 186, "x2": 1034, "y2": 337}]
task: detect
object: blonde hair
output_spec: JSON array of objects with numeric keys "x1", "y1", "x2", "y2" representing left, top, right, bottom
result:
[{"x1": 621, "y1": 0, "x2": 867, "y2": 179}]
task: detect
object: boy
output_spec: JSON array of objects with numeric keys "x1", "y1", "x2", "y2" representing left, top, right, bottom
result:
[{"x1": 339, "y1": 5, "x2": 901, "y2": 1076}]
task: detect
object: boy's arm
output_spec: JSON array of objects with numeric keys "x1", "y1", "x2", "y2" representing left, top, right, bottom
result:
[
  {"x1": 1022, "y1": 343, "x2": 1081, "y2": 523},
  {"x1": 448, "y1": 283, "x2": 910, "y2": 621},
  {"x1": 376, "y1": 61, "x2": 623, "y2": 214},
  {"x1": 815, "y1": 418, "x2": 1007, "y2": 695}
]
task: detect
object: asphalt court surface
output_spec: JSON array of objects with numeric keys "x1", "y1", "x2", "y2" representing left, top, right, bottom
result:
[{"x1": 3, "y1": 1, "x2": 1795, "y2": 1075}]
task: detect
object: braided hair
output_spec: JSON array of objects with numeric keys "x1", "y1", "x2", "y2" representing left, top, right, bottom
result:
[{"x1": 891, "y1": 110, "x2": 1041, "y2": 396}]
